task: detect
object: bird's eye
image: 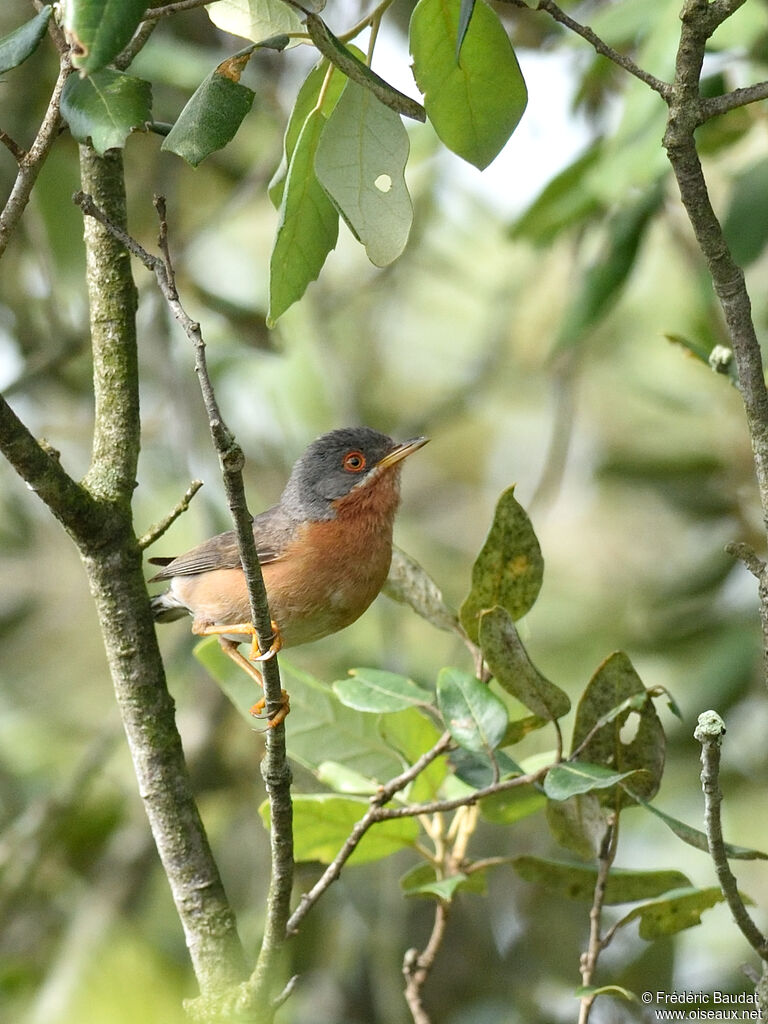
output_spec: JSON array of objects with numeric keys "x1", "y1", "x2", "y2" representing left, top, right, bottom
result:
[{"x1": 343, "y1": 450, "x2": 366, "y2": 472}]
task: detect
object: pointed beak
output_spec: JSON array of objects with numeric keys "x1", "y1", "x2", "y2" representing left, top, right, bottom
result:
[{"x1": 376, "y1": 436, "x2": 429, "y2": 471}]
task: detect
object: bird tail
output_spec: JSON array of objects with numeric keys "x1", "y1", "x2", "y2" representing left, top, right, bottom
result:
[{"x1": 150, "y1": 590, "x2": 189, "y2": 623}]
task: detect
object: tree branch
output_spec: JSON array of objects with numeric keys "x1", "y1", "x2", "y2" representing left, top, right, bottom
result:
[
  {"x1": 138, "y1": 479, "x2": 204, "y2": 550},
  {"x1": 699, "y1": 81, "x2": 768, "y2": 121},
  {"x1": 501, "y1": 0, "x2": 671, "y2": 99},
  {"x1": 0, "y1": 55, "x2": 71, "y2": 260},
  {"x1": 694, "y1": 711, "x2": 768, "y2": 959},
  {"x1": 403, "y1": 901, "x2": 450, "y2": 1024}
]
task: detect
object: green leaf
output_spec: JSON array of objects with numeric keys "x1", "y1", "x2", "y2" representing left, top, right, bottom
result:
[
  {"x1": 615, "y1": 886, "x2": 726, "y2": 941},
  {"x1": 333, "y1": 668, "x2": 433, "y2": 713},
  {"x1": 400, "y1": 862, "x2": 487, "y2": 900},
  {"x1": 571, "y1": 652, "x2": 665, "y2": 806},
  {"x1": 723, "y1": 157, "x2": 768, "y2": 266},
  {"x1": 383, "y1": 546, "x2": 461, "y2": 636},
  {"x1": 555, "y1": 179, "x2": 664, "y2": 350},
  {"x1": 261, "y1": 794, "x2": 418, "y2": 864},
  {"x1": 480, "y1": 784, "x2": 546, "y2": 825},
  {"x1": 546, "y1": 793, "x2": 605, "y2": 860},
  {"x1": 379, "y1": 708, "x2": 447, "y2": 803},
  {"x1": 410, "y1": 0, "x2": 527, "y2": 169},
  {"x1": 455, "y1": 0, "x2": 475, "y2": 58},
  {"x1": 479, "y1": 606, "x2": 570, "y2": 720},
  {"x1": 634, "y1": 798, "x2": 768, "y2": 861},
  {"x1": 162, "y1": 54, "x2": 257, "y2": 167},
  {"x1": 511, "y1": 144, "x2": 603, "y2": 246},
  {"x1": 316, "y1": 761, "x2": 379, "y2": 795},
  {"x1": 544, "y1": 762, "x2": 647, "y2": 801},
  {"x1": 574, "y1": 986, "x2": 638, "y2": 1004},
  {"x1": 206, "y1": 0, "x2": 303, "y2": 44},
  {"x1": 305, "y1": 13, "x2": 426, "y2": 122},
  {"x1": 195, "y1": 641, "x2": 404, "y2": 781},
  {"x1": 65, "y1": 0, "x2": 147, "y2": 75},
  {"x1": 60, "y1": 68, "x2": 152, "y2": 154},
  {"x1": 315, "y1": 81, "x2": 413, "y2": 268},
  {"x1": 512, "y1": 856, "x2": 690, "y2": 904},
  {"x1": 459, "y1": 486, "x2": 544, "y2": 644},
  {"x1": 267, "y1": 108, "x2": 339, "y2": 323},
  {"x1": 436, "y1": 667, "x2": 508, "y2": 753},
  {"x1": 502, "y1": 714, "x2": 549, "y2": 745},
  {"x1": 269, "y1": 57, "x2": 351, "y2": 208},
  {"x1": 451, "y1": 748, "x2": 522, "y2": 790},
  {"x1": 0, "y1": 6, "x2": 52, "y2": 75}
]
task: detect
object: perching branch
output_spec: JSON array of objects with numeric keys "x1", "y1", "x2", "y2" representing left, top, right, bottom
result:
[
  {"x1": 403, "y1": 901, "x2": 450, "y2": 1024},
  {"x1": 73, "y1": 188, "x2": 294, "y2": 1019},
  {"x1": 694, "y1": 711, "x2": 768, "y2": 959},
  {"x1": 578, "y1": 815, "x2": 619, "y2": 1024}
]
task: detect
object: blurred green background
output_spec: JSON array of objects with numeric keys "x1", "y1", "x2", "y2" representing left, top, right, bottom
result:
[{"x1": 2, "y1": 0, "x2": 768, "y2": 1021}]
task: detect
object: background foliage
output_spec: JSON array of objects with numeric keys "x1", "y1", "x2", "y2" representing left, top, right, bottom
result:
[{"x1": 2, "y1": 0, "x2": 768, "y2": 1021}]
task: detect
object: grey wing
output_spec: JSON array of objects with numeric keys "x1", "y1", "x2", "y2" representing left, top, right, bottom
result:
[{"x1": 148, "y1": 505, "x2": 294, "y2": 580}]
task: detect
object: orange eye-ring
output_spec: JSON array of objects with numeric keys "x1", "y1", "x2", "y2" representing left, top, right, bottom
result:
[{"x1": 343, "y1": 450, "x2": 366, "y2": 472}]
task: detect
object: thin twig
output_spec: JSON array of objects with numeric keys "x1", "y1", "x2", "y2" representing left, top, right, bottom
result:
[
  {"x1": 578, "y1": 815, "x2": 618, "y2": 1024},
  {"x1": 0, "y1": 129, "x2": 26, "y2": 163},
  {"x1": 0, "y1": 57, "x2": 72, "y2": 260},
  {"x1": 694, "y1": 711, "x2": 768, "y2": 959},
  {"x1": 501, "y1": 0, "x2": 671, "y2": 99},
  {"x1": 142, "y1": 0, "x2": 223, "y2": 20},
  {"x1": 138, "y1": 480, "x2": 204, "y2": 550},
  {"x1": 725, "y1": 541, "x2": 767, "y2": 582},
  {"x1": 286, "y1": 732, "x2": 454, "y2": 934},
  {"x1": 73, "y1": 189, "x2": 294, "y2": 1014},
  {"x1": 700, "y1": 81, "x2": 768, "y2": 121},
  {"x1": 403, "y1": 901, "x2": 450, "y2": 1024}
]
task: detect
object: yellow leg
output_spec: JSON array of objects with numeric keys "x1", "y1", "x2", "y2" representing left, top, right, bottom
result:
[
  {"x1": 216, "y1": 637, "x2": 290, "y2": 728},
  {"x1": 193, "y1": 620, "x2": 283, "y2": 662}
]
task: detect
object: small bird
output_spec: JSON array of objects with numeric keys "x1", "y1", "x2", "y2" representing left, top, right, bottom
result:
[{"x1": 149, "y1": 426, "x2": 428, "y2": 725}]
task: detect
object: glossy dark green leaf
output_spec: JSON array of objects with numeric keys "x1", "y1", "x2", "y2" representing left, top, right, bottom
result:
[
  {"x1": 460, "y1": 487, "x2": 544, "y2": 644},
  {"x1": 0, "y1": 6, "x2": 51, "y2": 75},
  {"x1": 162, "y1": 54, "x2": 256, "y2": 167},
  {"x1": 334, "y1": 668, "x2": 433, "y2": 713},
  {"x1": 451, "y1": 748, "x2": 522, "y2": 789},
  {"x1": 260, "y1": 794, "x2": 418, "y2": 864},
  {"x1": 479, "y1": 606, "x2": 570, "y2": 720},
  {"x1": 267, "y1": 108, "x2": 339, "y2": 323},
  {"x1": 436, "y1": 667, "x2": 508, "y2": 753},
  {"x1": 634, "y1": 798, "x2": 768, "y2": 861},
  {"x1": 544, "y1": 762, "x2": 647, "y2": 801},
  {"x1": 410, "y1": 0, "x2": 527, "y2": 169},
  {"x1": 315, "y1": 81, "x2": 413, "y2": 267},
  {"x1": 65, "y1": 0, "x2": 147, "y2": 75},
  {"x1": 60, "y1": 68, "x2": 151, "y2": 154},
  {"x1": 555, "y1": 179, "x2": 664, "y2": 350},
  {"x1": 305, "y1": 13, "x2": 425, "y2": 122},
  {"x1": 571, "y1": 652, "x2": 665, "y2": 807},
  {"x1": 512, "y1": 856, "x2": 690, "y2": 904},
  {"x1": 615, "y1": 886, "x2": 726, "y2": 940}
]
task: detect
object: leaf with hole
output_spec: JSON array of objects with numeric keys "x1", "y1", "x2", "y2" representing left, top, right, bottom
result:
[
  {"x1": 410, "y1": 0, "x2": 527, "y2": 168},
  {"x1": 571, "y1": 652, "x2": 664, "y2": 806},
  {"x1": 61, "y1": 68, "x2": 152, "y2": 154},
  {"x1": 315, "y1": 81, "x2": 413, "y2": 267}
]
